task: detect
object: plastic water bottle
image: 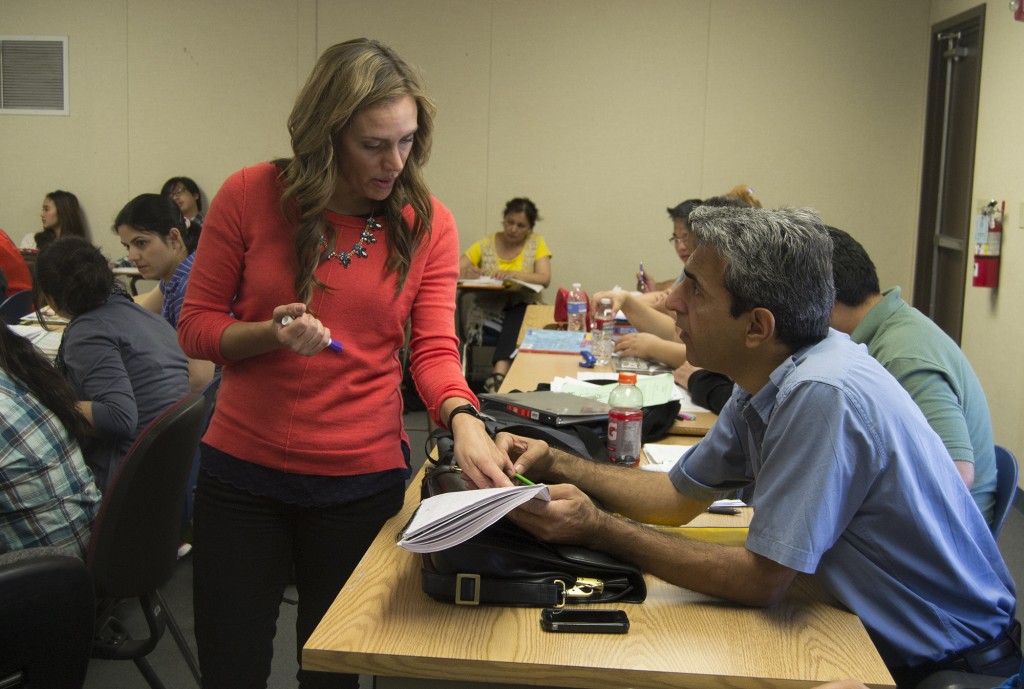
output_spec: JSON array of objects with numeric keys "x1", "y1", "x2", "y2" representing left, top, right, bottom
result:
[
  {"x1": 591, "y1": 298, "x2": 615, "y2": 365},
  {"x1": 566, "y1": 283, "x2": 588, "y2": 332},
  {"x1": 607, "y1": 372, "x2": 644, "y2": 466}
]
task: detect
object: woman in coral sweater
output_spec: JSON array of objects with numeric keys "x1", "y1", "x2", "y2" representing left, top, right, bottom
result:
[{"x1": 177, "y1": 38, "x2": 513, "y2": 689}]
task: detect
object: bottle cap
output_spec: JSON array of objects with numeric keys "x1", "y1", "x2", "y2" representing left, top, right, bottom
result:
[
  {"x1": 599, "y1": 297, "x2": 611, "y2": 305},
  {"x1": 618, "y1": 372, "x2": 637, "y2": 385}
]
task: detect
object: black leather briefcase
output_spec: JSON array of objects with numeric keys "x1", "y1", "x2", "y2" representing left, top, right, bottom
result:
[{"x1": 418, "y1": 463, "x2": 647, "y2": 607}]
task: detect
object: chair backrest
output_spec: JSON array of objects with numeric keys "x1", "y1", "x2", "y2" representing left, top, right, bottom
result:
[
  {"x1": 0, "y1": 289, "x2": 34, "y2": 325},
  {"x1": 0, "y1": 548, "x2": 94, "y2": 688},
  {"x1": 86, "y1": 392, "x2": 206, "y2": 598},
  {"x1": 991, "y1": 445, "x2": 1019, "y2": 539}
]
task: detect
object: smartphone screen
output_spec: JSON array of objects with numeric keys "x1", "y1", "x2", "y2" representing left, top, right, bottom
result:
[{"x1": 540, "y1": 608, "x2": 629, "y2": 634}]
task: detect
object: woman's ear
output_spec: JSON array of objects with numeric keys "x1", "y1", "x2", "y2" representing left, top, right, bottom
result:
[{"x1": 168, "y1": 227, "x2": 184, "y2": 247}]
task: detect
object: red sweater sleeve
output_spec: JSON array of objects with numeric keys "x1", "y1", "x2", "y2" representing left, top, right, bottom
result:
[{"x1": 405, "y1": 202, "x2": 478, "y2": 422}]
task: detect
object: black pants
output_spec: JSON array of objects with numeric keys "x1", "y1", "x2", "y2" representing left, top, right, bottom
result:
[
  {"x1": 192, "y1": 470, "x2": 404, "y2": 689},
  {"x1": 493, "y1": 301, "x2": 529, "y2": 364}
]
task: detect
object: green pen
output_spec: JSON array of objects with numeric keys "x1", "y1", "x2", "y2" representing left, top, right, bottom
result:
[{"x1": 514, "y1": 473, "x2": 535, "y2": 486}]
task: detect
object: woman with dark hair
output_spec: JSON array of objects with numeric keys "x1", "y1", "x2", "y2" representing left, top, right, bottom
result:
[
  {"x1": 34, "y1": 237, "x2": 189, "y2": 492},
  {"x1": 458, "y1": 196, "x2": 553, "y2": 391},
  {"x1": 1, "y1": 322, "x2": 102, "y2": 557},
  {"x1": 161, "y1": 176, "x2": 204, "y2": 228},
  {"x1": 113, "y1": 193, "x2": 212, "y2": 392},
  {"x1": 177, "y1": 38, "x2": 512, "y2": 688},
  {"x1": 21, "y1": 190, "x2": 89, "y2": 251}
]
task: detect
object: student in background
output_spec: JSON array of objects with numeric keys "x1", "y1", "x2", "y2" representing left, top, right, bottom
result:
[
  {"x1": 0, "y1": 322, "x2": 101, "y2": 557},
  {"x1": 21, "y1": 190, "x2": 90, "y2": 251},
  {"x1": 636, "y1": 197, "x2": 703, "y2": 295},
  {"x1": 34, "y1": 238, "x2": 190, "y2": 492},
  {"x1": 0, "y1": 230, "x2": 32, "y2": 297},
  {"x1": 113, "y1": 193, "x2": 214, "y2": 392},
  {"x1": 827, "y1": 225, "x2": 997, "y2": 524},
  {"x1": 592, "y1": 194, "x2": 754, "y2": 368},
  {"x1": 458, "y1": 197, "x2": 552, "y2": 392},
  {"x1": 161, "y1": 176, "x2": 205, "y2": 228},
  {"x1": 178, "y1": 38, "x2": 512, "y2": 689}
]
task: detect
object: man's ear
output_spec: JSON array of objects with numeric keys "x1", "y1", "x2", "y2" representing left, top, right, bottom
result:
[{"x1": 745, "y1": 307, "x2": 776, "y2": 348}]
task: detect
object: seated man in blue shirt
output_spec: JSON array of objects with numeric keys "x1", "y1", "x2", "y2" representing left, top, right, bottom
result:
[
  {"x1": 501, "y1": 206, "x2": 1018, "y2": 688},
  {"x1": 826, "y1": 225, "x2": 997, "y2": 525}
]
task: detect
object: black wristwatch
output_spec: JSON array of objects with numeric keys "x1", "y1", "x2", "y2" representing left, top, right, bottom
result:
[{"x1": 447, "y1": 404, "x2": 484, "y2": 429}]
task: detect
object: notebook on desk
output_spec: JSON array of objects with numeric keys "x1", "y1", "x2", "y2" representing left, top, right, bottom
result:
[{"x1": 479, "y1": 391, "x2": 610, "y2": 426}]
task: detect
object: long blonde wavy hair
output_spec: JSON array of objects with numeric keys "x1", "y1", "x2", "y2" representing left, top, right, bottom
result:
[{"x1": 278, "y1": 38, "x2": 436, "y2": 303}]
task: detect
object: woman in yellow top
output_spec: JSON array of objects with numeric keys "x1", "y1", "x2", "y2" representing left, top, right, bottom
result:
[{"x1": 459, "y1": 197, "x2": 551, "y2": 391}]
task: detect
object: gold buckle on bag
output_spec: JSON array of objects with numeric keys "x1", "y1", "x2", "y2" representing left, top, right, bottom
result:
[
  {"x1": 566, "y1": 577, "x2": 604, "y2": 599},
  {"x1": 553, "y1": 577, "x2": 604, "y2": 607},
  {"x1": 455, "y1": 573, "x2": 481, "y2": 605}
]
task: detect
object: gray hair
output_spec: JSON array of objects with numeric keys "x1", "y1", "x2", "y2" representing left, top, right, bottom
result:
[{"x1": 687, "y1": 205, "x2": 834, "y2": 350}]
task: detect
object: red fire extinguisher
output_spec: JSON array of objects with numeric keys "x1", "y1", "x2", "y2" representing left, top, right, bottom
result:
[{"x1": 972, "y1": 200, "x2": 1003, "y2": 288}]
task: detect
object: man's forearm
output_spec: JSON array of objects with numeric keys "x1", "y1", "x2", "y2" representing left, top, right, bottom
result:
[
  {"x1": 587, "y1": 512, "x2": 798, "y2": 607},
  {"x1": 545, "y1": 447, "x2": 705, "y2": 526}
]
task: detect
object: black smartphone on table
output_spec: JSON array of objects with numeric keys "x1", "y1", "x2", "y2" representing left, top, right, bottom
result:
[{"x1": 540, "y1": 608, "x2": 629, "y2": 634}]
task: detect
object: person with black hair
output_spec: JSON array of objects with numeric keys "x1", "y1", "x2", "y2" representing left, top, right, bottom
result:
[
  {"x1": 161, "y1": 176, "x2": 205, "y2": 228},
  {"x1": 827, "y1": 225, "x2": 996, "y2": 524},
  {"x1": 114, "y1": 193, "x2": 213, "y2": 392},
  {"x1": 590, "y1": 193, "x2": 757, "y2": 372},
  {"x1": 34, "y1": 237, "x2": 189, "y2": 492},
  {"x1": 459, "y1": 197, "x2": 553, "y2": 391},
  {"x1": 21, "y1": 190, "x2": 90, "y2": 251},
  {"x1": 637, "y1": 198, "x2": 704, "y2": 294},
  {"x1": 1, "y1": 322, "x2": 101, "y2": 557}
]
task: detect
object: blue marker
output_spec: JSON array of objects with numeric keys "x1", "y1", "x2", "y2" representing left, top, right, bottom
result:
[{"x1": 280, "y1": 315, "x2": 343, "y2": 353}]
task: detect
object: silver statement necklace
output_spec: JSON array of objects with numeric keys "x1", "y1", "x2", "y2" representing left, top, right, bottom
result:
[{"x1": 320, "y1": 211, "x2": 381, "y2": 268}]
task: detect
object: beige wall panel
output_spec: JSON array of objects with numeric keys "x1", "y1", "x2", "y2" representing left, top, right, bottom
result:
[
  {"x1": 123, "y1": 0, "x2": 298, "y2": 252},
  {"x1": 482, "y1": 0, "x2": 707, "y2": 295},
  {"x1": 703, "y1": 0, "x2": 930, "y2": 294},
  {"x1": 0, "y1": 0, "x2": 129, "y2": 249}
]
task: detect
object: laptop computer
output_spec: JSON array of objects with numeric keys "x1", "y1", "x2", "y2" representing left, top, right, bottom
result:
[{"x1": 479, "y1": 391, "x2": 610, "y2": 427}]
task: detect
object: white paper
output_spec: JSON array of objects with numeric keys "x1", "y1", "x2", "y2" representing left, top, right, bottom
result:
[
  {"x1": 397, "y1": 484, "x2": 550, "y2": 553},
  {"x1": 458, "y1": 276, "x2": 543, "y2": 292},
  {"x1": 9, "y1": 324, "x2": 63, "y2": 358}
]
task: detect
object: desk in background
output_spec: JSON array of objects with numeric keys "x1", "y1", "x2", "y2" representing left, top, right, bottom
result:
[
  {"x1": 303, "y1": 465, "x2": 894, "y2": 688},
  {"x1": 111, "y1": 266, "x2": 151, "y2": 296}
]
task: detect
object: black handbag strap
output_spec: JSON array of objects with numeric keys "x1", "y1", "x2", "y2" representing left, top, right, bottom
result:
[{"x1": 421, "y1": 569, "x2": 565, "y2": 607}]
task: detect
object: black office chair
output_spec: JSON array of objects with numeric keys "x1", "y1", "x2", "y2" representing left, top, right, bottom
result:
[
  {"x1": 0, "y1": 289, "x2": 34, "y2": 325},
  {"x1": 991, "y1": 445, "x2": 1019, "y2": 540},
  {"x1": 0, "y1": 547, "x2": 95, "y2": 689},
  {"x1": 87, "y1": 392, "x2": 206, "y2": 689}
]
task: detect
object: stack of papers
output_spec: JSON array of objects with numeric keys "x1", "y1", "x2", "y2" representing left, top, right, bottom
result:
[
  {"x1": 8, "y1": 324, "x2": 63, "y2": 359},
  {"x1": 397, "y1": 484, "x2": 550, "y2": 553},
  {"x1": 551, "y1": 372, "x2": 676, "y2": 406},
  {"x1": 458, "y1": 276, "x2": 544, "y2": 293}
]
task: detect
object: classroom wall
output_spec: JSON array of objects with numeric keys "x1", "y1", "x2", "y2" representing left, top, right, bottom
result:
[
  {"x1": 9, "y1": 1, "x2": 1019, "y2": 478},
  {"x1": 1, "y1": 0, "x2": 928, "y2": 287},
  {"x1": 930, "y1": 0, "x2": 1024, "y2": 486}
]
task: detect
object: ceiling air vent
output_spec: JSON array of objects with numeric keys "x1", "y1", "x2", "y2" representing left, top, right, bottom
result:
[{"x1": 0, "y1": 36, "x2": 68, "y2": 115}]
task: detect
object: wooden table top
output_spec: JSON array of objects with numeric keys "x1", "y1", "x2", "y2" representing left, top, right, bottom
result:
[{"x1": 303, "y1": 470, "x2": 894, "y2": 688}]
